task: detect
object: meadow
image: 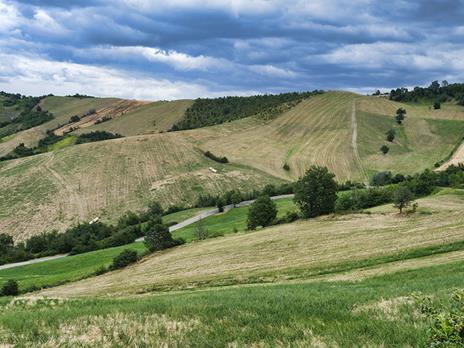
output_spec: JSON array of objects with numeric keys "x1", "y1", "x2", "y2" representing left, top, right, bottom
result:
[{"x1": 0, "y1": 255, "x2": 462, "y2": 347}]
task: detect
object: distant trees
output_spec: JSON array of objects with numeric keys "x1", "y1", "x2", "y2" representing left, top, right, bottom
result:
[
  {"x1": 386, "y1": 129, "x2": 395, "y2": 142},
  {"x1": 395, "y1": 108, "x2": 407, "y2": 124},
  {"x1": 247, "y1": 195, "x2": 277, "y2": 230},
  {"x1": 231, "y1": 191, "x2": 241, "y2": 207},
  {"x1": 389, "y1": 81, "x2": 464, "y2": 105},
  {"x1": 75, "y1": 131, "x2": 122, "y2": 144},
  {"x1": 294, "y1": 165, "x2": 338, "y2": 218},
  {"x1": 393, "y1": 186, "x2": 414, "y2": 213},
  {"x1": 380, "y1": 145, "x2": 390, "y2": 155}
]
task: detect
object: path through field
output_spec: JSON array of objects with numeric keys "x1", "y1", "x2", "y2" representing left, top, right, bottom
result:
[
  {"x1": 351, "y1": 100, "x2": 368, "y2": 182},
  {"x1": 437, "y1": 140, "x2": 464, "y2": 170}
]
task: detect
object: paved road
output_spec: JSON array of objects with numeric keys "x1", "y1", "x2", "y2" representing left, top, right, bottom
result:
[{"x1": 1, "y1": 194, "x2": 295, "y2": 270}]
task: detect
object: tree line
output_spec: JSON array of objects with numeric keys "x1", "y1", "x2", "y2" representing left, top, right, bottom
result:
[
  {"x1": 169, "y1": 90, "x2": 324, "y2": 131},
  {"x1": 389, "y1": 80, "x2": 464, "y2": 106}
]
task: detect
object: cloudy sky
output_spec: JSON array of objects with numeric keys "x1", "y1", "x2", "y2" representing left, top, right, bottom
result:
[{"x1": 1, "y1": 0, "x2": 464, "y2": 100}]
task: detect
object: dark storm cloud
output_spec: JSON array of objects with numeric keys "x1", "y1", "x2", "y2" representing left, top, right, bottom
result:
[{"x1": 1, "y1": 0, "x2": 464, "y2": 99}]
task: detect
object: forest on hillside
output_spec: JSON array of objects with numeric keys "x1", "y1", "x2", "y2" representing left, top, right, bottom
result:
[
  {"x1": 170, "y1": 90, "x2": 324, "y2": 131},
  {"x1": 389, "y1": 81, "x2": 464, "y2": 105}
]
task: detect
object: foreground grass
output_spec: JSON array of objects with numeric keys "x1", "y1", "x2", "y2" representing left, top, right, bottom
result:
[
  {"x1": 0, "y1": 243, "x2": 146, "y2": 291},
  {"x1": 1, "y1": 259, "x2": 463, "y2": 347}
]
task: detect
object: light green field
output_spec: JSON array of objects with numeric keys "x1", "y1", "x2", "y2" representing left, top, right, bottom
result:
[
  {"x1": 1, "y1": 259, "x2": 462, "y2": 347},
  {"x1": 172, "y1": 197, "x2": 297, "y2": 242},
  {"x1": 0, "y1": 242, "x2": 146, "y2": 291}
]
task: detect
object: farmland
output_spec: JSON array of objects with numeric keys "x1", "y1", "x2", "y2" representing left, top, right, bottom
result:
[{"x1": 37, "y1": 189, "x2": 464, "y2": 297}]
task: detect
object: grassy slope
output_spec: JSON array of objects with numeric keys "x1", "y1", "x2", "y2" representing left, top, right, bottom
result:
[
  {"x1": 0, "y1": 206, "x2": 211, "y2": 290},
  {"x1": 3, "y1": 260, "x2": 463, "y2": 346},
  {"x1": 76, "y1": 99, "x2": 193, "y2": 136},
  {"x1": 0, "y1": 133, "x2": 283, "y2": 240},
  {"x1": 0, "y1": 96, "x2": 121, "y2": 156},
  {"x1": 38, "y1": 189, "x2": 464, "y2": 297},
  {"x1": 356, "y1": 96, "x2": 464, "y2": 174}
]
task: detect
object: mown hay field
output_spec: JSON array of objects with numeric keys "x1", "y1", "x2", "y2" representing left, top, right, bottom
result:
[{"x1": 39, "y1": 189, "x2": 464, "y2": 297}]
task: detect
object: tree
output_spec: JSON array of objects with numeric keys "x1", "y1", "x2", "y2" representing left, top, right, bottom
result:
[
  {"x1": 395, "y1": 108, "x2": 407, "y2": 124},
  {"x1": 231, "y1": 191, "x2": 241, "y2": 207},
  {"x1": 70, "y1": 115, "x2": 80, "y2": 123},
  {"x1": 373, "y1": 90, "x2": 381, "y2": 96},
  {"x1": 386, "y1": 129, "x2": 395, "y2": 142},
  {"x1": 283, "y1": 163, "x2": 290, "y2": 171},
  {"x1": 110, "y1": 249, "x2": 138, "y2": 270},
  {"x1": 294, "y1": 166, "x2": 338, "y2": 218},
  {"x1": 147, "y1": 201, "x2": 163, "y2": 218},
  {"x1": 433, "y1": 101, "x2": 441, "y2": 110},
  {"x1": 1, "y1": 279, "x2": 19, "y2": 296},
  {"x1": 247, "y1": 195, "x2": 277, "y2": 230},
  {"x1": 380, "y1": 145, "x2": 390, "y2": 155},
  {"x1": 144, "y1": 222, "x2": 178, "y2": 252},
  {"x1": 393, "y1": 186, "x2": 414, "y2": 213},
  {"x1": 0, "y1": 233, "x2": 14, "y2": 254},
  {"x1": 216, "y1": 197, "x2": 225, "y2": 213},
  {"x1": 194, "y1": 218, "x2": 208, "y2": 240}
]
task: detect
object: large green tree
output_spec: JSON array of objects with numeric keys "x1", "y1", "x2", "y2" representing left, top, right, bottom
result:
[
  {"x1": 144, "y1": 222, "x2": 178, "y2": 252},
  {"x1": 247, "y1": 195, "x2": 277, "y2": 230},
  {"x1": 294, "y1": 166, "x2": 338, "y2": 218},
  {"x1": 393, "y1": 186, "x2": 414, "y2": 214}
]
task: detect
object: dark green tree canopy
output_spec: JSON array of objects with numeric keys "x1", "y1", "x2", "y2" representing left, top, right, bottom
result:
[
  {"x1": 247, "y1": 195, "x2": 277, "y2": 230},
  {"x1": 294, "y1": 166, "x2": 338, "y2": 218}
]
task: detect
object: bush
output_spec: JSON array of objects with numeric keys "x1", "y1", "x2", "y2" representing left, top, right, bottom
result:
[
  {"x1": 433, "y1": 101, "x2": 441, "y2": 109},
  {"x1": 380, "y1": 144, "x2": 390, "y2": 154},
  {"x1": 247, "y1": 195, "x2": 277, "y2": 230},
  {"x1": 283, "y1": 163, "x2": 290, "y2": 171},
  {"x1": 75, "y1": 131, "x2": 122, "y2": 144},
  {"x1": 294, "y1": 166, "x2": 338, "y2": 218},
  {"x1": 204, "y1": 150, "x2": 228, "y2": 163},
  {"x1": 110, "y1": 249, "x2": 139, "y2": 270},
  {"x1": 1, "y1": 280, "x2": 19, "y2": 296},
  {"x1": 144, "y1": 222, "x2": 181, "y2": 252},
  {"x1": 386, "y1": 129, "x2": 395, "y2": 142}
]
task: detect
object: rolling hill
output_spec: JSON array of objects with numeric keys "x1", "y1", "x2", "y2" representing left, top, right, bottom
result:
[{"x1": 1, "y1": 91, "x2": 464, "y2": 240}]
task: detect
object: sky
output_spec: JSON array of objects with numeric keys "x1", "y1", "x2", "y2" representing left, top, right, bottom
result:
[{"x1": 1, "y1": 0, "x2": 464, "y2": 100}]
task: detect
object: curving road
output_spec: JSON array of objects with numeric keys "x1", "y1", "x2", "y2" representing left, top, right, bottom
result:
[{"x1": 0, "y1": 194, "x2": 294, "y2": 271}]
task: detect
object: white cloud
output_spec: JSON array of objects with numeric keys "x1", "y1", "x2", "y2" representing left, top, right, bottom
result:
[
  {"x1": 0, "y1": 0, "x2": 20, "y2": 33},
  {"x1": 0, "y1": 53, "x2": 256, "y2": 100},
  {"x1": 82, "y1": 46, "x2": 228, "y2": 71},
  {"x1": 250, "y1": 64, "x2": 297, "y2": 78}
]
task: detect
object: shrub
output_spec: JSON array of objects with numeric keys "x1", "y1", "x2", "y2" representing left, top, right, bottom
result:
[
  {"x1": 1, "y1": 280, "x2": 19, "y2": 296},
  {"x1": 294, "y1": 165, "x2": 338, "y2": 218},
  {"x1": 204, "y1": 150, "x2": 228, "y2": 163},
  {"x1": 110, "y1": 249, "x2": 138, "y2": 270},
  {"x1": 247, "y1": 195, "x2": 277, "y2": 230},
  {"x1": 433, "y1": 101, "x2": 441, "y2": 109},
  {"x1": 144, "y1": 222, "x2": 181, "y2": 252},
  {"x1": 380, "y1": 144, "x2": 390, "y2": 154},
  {"x1": 283, "y1": 163, "x2": 290, "y2": 171},
  {"x1": 386, "y1": 129, "x2": 395, "y2": 142}
]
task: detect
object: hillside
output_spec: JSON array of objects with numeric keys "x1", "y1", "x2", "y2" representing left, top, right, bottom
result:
[
  {"x1": 1, "y1": 91, "x2": 464, "y2": 240},
  {"x1": 0, "y1": 133, "x2": 281, "y2": 240},
  {"x1": 40, "y1": 189, "x2": 464, "y2": 297}
]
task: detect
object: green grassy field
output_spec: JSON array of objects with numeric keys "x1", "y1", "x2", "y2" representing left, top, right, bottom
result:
[
  {"x1": 172, "y1": 197, "x2": 297, "y2": 242},
  {"x1": 0, "y1": 253, "x2": 461, "y2": 346},
  {"x1": 0, "y1": 243, "x2": 147, "y2": 291}
]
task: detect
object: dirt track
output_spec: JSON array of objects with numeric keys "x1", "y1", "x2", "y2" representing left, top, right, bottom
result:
[{"x1": 437, "y1": 141, "x2": 464, "y2": 170}]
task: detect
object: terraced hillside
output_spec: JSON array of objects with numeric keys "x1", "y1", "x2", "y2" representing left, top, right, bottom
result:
[
  {"x1": 40, "y1": 189, "x2": 464, "y2": 297},
  {"x1": 0, "y1": 133, "x2": 281, "y2": 240}
]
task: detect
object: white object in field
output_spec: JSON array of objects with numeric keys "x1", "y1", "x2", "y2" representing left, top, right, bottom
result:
[
  {"x1": 89, "y1": 217, "x2": 100, "y2": 224},
  {"x1": 209, "y1": 167, "x2": 217, "y2": 173}
]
